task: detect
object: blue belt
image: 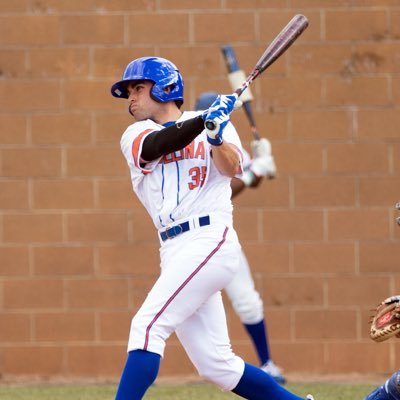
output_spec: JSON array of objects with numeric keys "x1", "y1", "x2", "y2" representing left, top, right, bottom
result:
[{"x1": 160, "y1": 215, "x2": 210, "y2": 241}]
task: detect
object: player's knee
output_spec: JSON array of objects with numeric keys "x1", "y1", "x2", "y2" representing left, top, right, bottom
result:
[
  {"x1": 196, "y1": 361, "x2": 244, "y2": 391},
  {"x1": 232, "y1": 292, "x2": 264, "y2": 324}
]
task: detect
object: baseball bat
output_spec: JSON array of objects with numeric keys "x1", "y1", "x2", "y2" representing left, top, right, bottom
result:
[
  {"x1": 221, "y1": 45, "x2": 261, "y2": 140},
  {"x1": 205, "y1": 14, "x2": 309, "y2": 131}
]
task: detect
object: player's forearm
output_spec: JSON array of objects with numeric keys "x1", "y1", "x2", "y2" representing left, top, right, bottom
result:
[
  {"x1": 141, "y1": 116, "x2": 204, "y2": 161},
  {"x1": 212, "y1": 143, "x2": 241, "y2": 177}
]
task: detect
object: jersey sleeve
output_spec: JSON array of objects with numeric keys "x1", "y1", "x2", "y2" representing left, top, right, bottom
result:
[{"x1": 120, "y1": 121, "x2": 162, "y2": 175}]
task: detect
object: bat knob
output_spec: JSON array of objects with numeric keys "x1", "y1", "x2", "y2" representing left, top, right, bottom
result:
[{"x1": 205, "y1": 120, "x2": 218, "y2": 131}]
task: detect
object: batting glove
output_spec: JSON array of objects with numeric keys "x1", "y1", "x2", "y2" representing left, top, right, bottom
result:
[
  {"x1": 250, "y1": 138, "x2": 276, "y2": 178},
  {"x1": 203, "y1": 94, "x2": 240, "y2": 146},
  {"x1": 250, "y1": 155, "x2": 276, "y2": 178}
]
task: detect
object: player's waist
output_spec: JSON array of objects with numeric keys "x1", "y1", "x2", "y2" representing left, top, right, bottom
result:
[{"x1": 158, "y1": 212, "x2": 232, "y2": 242}]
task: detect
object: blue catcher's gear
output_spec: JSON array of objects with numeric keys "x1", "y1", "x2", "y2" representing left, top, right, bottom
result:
[
  {"x1": 111, "y1": 56, "x2": 184, "y2": 104},
  {"x1": 195, "y1": 92, "x2": 218, "y2": 111}
]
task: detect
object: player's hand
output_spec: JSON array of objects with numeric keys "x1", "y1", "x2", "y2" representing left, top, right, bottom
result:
[
  {"x1": 203, "y1": 94, "x2": 241, "y2": 146},
  {"x1": 250, "y1": 155, "x2": 276, "y2": 178},
  {"x1": 250, "y1": 138, "x2": 276, "y2": 178},
  {"x1": 251, "y1": 138, "x2": 272, "y2": 158}
]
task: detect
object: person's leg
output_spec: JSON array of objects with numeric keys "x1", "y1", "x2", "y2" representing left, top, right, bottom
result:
[
  {"x1": 177, "y1": 292, "x2": 305, "y2": 400},
  {"x1": 365, "y1": 370, "x2": 400, "y2": 400},
  {"x1": 115, "y1": 350, "x2": 160, "y2": 400},
  {"x1": 225, "y1": 250, "x2": 286, "y2": 383}
]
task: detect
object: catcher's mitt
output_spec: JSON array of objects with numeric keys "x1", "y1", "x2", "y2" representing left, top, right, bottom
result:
[{"x1": 370, "y1": 296, "x2": 400, "y2": 342}]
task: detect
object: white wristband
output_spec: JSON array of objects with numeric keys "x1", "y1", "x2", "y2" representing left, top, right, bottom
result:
[{"x1": 239, "y1": 170, "x2": 256, "y2": 187}]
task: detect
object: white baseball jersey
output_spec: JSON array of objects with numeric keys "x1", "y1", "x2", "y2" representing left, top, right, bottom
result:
[{"x1": 120, "y1": 111, "x2": 244, "y2": 230}]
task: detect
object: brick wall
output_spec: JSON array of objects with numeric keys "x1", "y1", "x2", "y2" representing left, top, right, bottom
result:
[{"x1": 0, "y1": 0, "x2": 399, "y2": 381}]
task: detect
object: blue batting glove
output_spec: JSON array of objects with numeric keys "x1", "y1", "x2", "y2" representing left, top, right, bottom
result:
[{"x1": 203, "y1": 94, "x2": 238, "y2": 146}]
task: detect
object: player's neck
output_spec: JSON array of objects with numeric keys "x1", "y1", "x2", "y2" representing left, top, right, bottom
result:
[{"x1": 152, "y1": 104, "x2": 182, "y2": 126}]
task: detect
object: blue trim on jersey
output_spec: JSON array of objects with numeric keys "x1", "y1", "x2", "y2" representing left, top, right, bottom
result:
[
  {"x1": 175, "y1": 161, "x2": 180, "y2": 205},
  {"x1": 163, "y1": 121, "x2": 176, "y2": 127}
]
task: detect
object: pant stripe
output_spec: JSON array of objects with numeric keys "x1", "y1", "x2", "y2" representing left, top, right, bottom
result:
[{"x1": 143, "y1": 227, "x2": 229, "y2": 350}]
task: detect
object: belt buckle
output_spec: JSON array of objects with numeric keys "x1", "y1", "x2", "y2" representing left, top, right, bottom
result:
[{"x1": 165, "y1": 223, "x2": 183, "y2": 239}]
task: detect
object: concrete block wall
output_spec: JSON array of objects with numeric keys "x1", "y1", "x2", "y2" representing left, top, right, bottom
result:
[{"x1": 0, "y1": 0, "x2": 399, "y2": 380}]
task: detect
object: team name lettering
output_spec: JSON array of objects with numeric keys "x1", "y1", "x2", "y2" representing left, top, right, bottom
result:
[{"x1": 162, "y1": 141, "x2": 205, "y2": 164}]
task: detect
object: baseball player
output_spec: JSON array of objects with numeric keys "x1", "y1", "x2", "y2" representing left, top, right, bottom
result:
[
  {"x1": 195, "y1": 92, "x2": 286, "y2": 384},
  {"x1": 110, "y1": 56, "x2": 313, "y2": 400}
]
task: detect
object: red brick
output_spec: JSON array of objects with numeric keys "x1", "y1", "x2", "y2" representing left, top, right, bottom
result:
[
  {"x1": 98, "y1": 244, "x2": 160, "y2": 276},
  {"x1": 66, "y1": 279, "x2": 129, "y2": 309},
  {"x1": 358, "y1": 108, "x2": 400, "y2": 140},
  {"x1": 394, "y1": 144, "x2": 400, "y2": 174},
  {"x1": 95, "y1": 0, "x2": 156, "y2": 11},
  {"x1": 263, "y1": 210, "x2": 324, "y2": 241},
  {"x1": 359, "y1": 177, "x2": 400, "y2": 206},
  {"x1": 0, "y1": 50, "x2": 26, "y2": 79},
  {"x1": 290, "y1": 0, "x2": 352, "y2": 7},
  {"x1": 234, "y1": 177, "x2": 290, "y2": 208},
  {"x1": 260, "y1": 77, "x2": 322, "y2": 108},
  {"x1": 63, "y1": 81, "x2": 117, "y2": 111},
  {"x1": 67, "y1": 212, "x2": 128, "y2": 242},
  {"x1": 0, "y1": 81, "x2": 60, "y2": 112},
  {"x1": 2, "y1": 346, "x2": 64, "y2": 375},
  {"x1": 233, "y1": 209, "x2": 260, "y2": 241},
  {"x1": 97, "y1": 179, "x2": 142, "y2": 209},
  {"x1": 129, "y1": 14, "x2": 189, "y2": 44},
  {"x1": 194, "y1": 13, "x2": 255, "y2": 43},
  {"x1": 33, "y1": 246, "x2": 94, "y2": 276},
  {"x1": 325, "y1": 10, "x2": 388, "y2": 41},
  {"x1": 160, "y1": 0, "x2": 220, "y2": 9},
  {"x1": 0, "y1": 16, "x2": 60, "y2": 46},
  {"x1": 158, "y1": 344, "x2": 197, "y2": 377},
  {"x1": 30, "y1": 0, "x2": 100, "y2": 12},
  {"x1": 328, "y1": 209, "x2": 389, "y2": 240},
  {"x1": 63, "y1": 16, "x2": 124, "y2": 45},
  {"x1": 293, "y1": 243, "x2": 355, "y2": 274},
  {"x1": 29, "y1": 48, "x2": 89, "y2": 78},
  {"x1": 328, "y1": 276, "x2": 390, "y2": 306},
  {"x1": 326, "y1": 342, "x2": 390, "y2": 374},
  {"x1": 259, "y1": 11, "x2": 320, "y2": 42},
  {"x1": 94, "y1": 113, "x2": 132, "y2": 144},
  {"x1": 240, "y1": 243, "x2": 290, "y2": 273},
  {"x1": 35, "y1": 312, "x2": 95, "y2": 341},
  {"x1": 66, "y1": 147, "x2": 127, "y2": 177},
  {"x1": 294, "y1": 176, "x2": 356, "y2": 207},
  {"x1": 295, "y1": 309, "x2": 357, "y2": 339},
  {"x1": 0, "y1": 313, "x2": 31, "y2": 342},
  {"x1": 0, "y1": 247, "x2": 30, "y2": 276},
  {"x1": 0, "y1": 115, "x2": 27, "y2": 145},
  {"x1": 98, "y1": 311, "x2": 132, "y2": 341},
  {"x1": 0, "y1": 0, "x2": 29, "y2": 11},
  {"x1": 290, "y1": 43, "x2": 341, "y2": 78},
  {"x1": 327, "y1": 143, "x2": 388, "y2": 174},
  {"x1": 67, "y1": 345, "x2": 125, "y2": 376},
  {"x1": 262, "y1": 276, "x2": 324, "y2": 306},
  {"x1": 325, "y1": 76, "x2": 390, "y2": 106},
  {"x1": 3, "y1": 279, "x2": 64, "y2": 309},
  {"x1": 93, "y1": 48, "x2": 154, "y2": 78},
  {"x1": 0, "y1": 180, "x2": 29, "y2": 209},
  {"x1": 291, "y1": 109, "x2": 352, "y2": 141},
  {"x1": 272, "y1": 143, "x2": 323, "y2": 175},
  {"x1": 33, "y1": 179, "x2": 94, "y2": 209},
  {"x1": 2, "y1": 148, "x2": 61, "y2": 178},
  {"x1": 3, "y1": 214, "x2": 63, "y2": 244},
  {"x1": 31, "y1": 113, "x2": 91, "y2": 145},
  {"x1": 131, "y1": 211, "x2": 160, "y2": 243},
  {"x1": 360, "y1": 242, "x2": 400, "y2": 273}
]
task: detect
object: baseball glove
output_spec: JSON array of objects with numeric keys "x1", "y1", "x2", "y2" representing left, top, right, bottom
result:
[{"x1": 370, "y1": 296, "x2": 400, "y2": 342}]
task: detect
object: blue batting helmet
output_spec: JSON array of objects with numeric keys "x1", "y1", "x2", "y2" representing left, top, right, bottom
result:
[
  {"x1": 111, "y1": 56, "x2": 184, "y2": 104},
  {"x1": 194, "y1": 92, "x2": 218, "y2": 111}
]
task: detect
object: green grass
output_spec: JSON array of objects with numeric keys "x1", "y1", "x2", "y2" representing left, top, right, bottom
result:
[{"x1": 0, "y1": 382, "x2": 377, "y2": 400}]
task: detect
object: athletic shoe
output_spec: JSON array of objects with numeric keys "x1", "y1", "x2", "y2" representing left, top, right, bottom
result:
[
  {"x1": 306, "y1": 395, "x2": 315, "y2": 400},
  {"x1": 260, "y1": 360, "x2": 287, "y2": 384}
]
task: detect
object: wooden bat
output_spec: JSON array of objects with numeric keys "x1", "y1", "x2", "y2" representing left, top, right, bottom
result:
[
  {"x1": 221, "y1": 44, "x2": 261, "y2": 140},
  {"x1": 205, "y1": 14, "x2": 309, "y2": 131}
]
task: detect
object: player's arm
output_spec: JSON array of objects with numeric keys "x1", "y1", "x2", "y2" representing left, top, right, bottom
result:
[
  {"x1": 231, "y1": 173, "x2": 263, "y2": 199},
  {"x1": 141, "y1": 115, "x2": 204, "y2": 161},
  {"x1": 211, "y1": 142, "x2": 241, "y2": 177}
]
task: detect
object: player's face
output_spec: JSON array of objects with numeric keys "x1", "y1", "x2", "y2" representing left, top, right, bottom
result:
[{"x1": 126, "y1": 81, "x2": 161, "y2": 121}]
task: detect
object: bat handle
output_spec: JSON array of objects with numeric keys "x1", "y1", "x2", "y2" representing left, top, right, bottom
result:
[{"x1": 205, "y1": 120, "x2": 218, "y2": 131}]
